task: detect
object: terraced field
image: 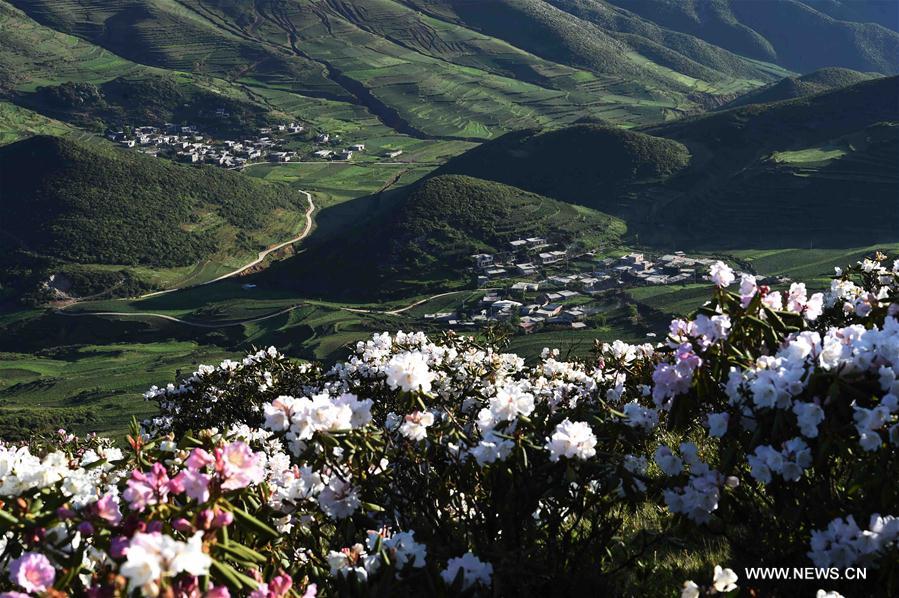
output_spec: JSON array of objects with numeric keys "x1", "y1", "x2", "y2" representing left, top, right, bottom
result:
[
  {"x1": 0, "y1": 101, "x2": 72, "y2": 144},
  {"x1": 5, "y1": 0, "x2": 785, "y2": 144}
]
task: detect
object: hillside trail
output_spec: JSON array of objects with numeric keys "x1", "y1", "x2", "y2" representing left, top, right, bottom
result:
[
  {"x1": 55, "y1": 304, "x2": 304, "y2": 328},
  {"x1": 137, "y1": 190, "x2": 315, "y2": 299},
  {"x1": 339, "y1": 288, "x2": 500, "y2": 316},
  {"x1": 53, "y1": 191, "x2": 315, "y2": 326},
  {"x1": 53, "y1": 190, "x2": 489, "y2": 327}
]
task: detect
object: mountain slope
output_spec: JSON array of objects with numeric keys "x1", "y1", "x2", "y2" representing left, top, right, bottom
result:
[
  {"x1": 5, "y1": 0, "x2": 789, "y2": 139},
  {"x1": 403, "y1": 0, "x2": 789, "y2": 92},
  {"x1": 435, "y1": 124, "x2": 690, "y2": 216},
  {"x1": 438, "y1": 77, "x2": 899, "y2": 249},
  {"x1": 0, "y1": 135, "x2": 304, "y2": 302},
  {"x1": 640, "y1": 76, "x2": 899, "y2": 247},
  {"x1": 0, "y1": 135, "x2": 301, "y2": 266},
  {"x1": 803, "y1": 0, "x2": 899, "y2": 32},
  {"x1": 14, "y1": 73, "x2": 279, "y2": 136},
  {"x1": 267, "y1": 174, "x2": 624, "y2": 299},
  {"x1": 4, "y1": 0, "x2": 341, "y2": 99},
  {"x1": 721, "y1": 68, "x2": 880, "y2": 108},
  {"x1": 603, "y1": 0, "x2": 899, "y2": 74}
]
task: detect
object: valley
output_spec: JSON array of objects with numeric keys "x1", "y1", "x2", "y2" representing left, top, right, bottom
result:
[{"x1": 0, "y1": 0, "x2": 897, "y2": 440}]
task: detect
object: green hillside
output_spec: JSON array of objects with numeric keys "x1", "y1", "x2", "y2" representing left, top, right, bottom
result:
[
  {"x1": 5, "y1": 0, "x2": 789, "y2": 139},
  {"x1": 640, "y1": 76, "x2": 899, "y2": 247},
  {"x1": 604, "y1": 0, "x2": 899, "y2": 75},
  {"x1": 438, "y1": 77, "x2": 898, "y2": 249},
  {"x1": 804, "y1": 0, "x2": 899, "y2": 32},
  {"x1": 404, "y1": 0, "x2": 788, "y2": 99},
  {"x1": 3, "y1": 0, "x2": 340, "y2": 99},
  {"x1": 722, "y1": 68, "x2": 880, "y2": 108},
  {"x1": 436, "y1": 123, "x2": 690, "y2": 215},
  {"x1": 0, "y1": 135, "x2": 303, "y2": 302},
  {"x1": 268, "y1": 174, "x2": 624, "y2": 299},
  {"x1": 14, "y1": 74, "x2": 279, "y2": 136}
]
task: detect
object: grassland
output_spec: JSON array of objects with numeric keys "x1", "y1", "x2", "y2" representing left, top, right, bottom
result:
[
  {"x1": 0, "y1": 101, "x2": 73, "y2": 144},
  {"x1": 0, "y1": 341, "x2": 234, "y2": 438}
]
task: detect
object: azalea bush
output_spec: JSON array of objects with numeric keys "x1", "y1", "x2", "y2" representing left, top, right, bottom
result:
[{"x1": 1, "y1": 255, "x2": 897, "y2": 597}]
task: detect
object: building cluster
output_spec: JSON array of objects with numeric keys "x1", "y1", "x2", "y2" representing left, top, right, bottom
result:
[
  {"x1": 107, "y1": 122, "x2": 306, "y2": 168},
  {"x1": 423, "y1": 280, "x2": 599, "y2": 333},
  {"x1": 471, "y1": 237, "x2": 576, "y2": 283},
  {"x1": 311, "y1": 142, "x2": 366, "y2": 161},
  {"x1": 424, "y1": 249, "x2": 762, "y2": 335},
  {"x1": 603, "y1": 252, "x2": 711, "y2": 285}
]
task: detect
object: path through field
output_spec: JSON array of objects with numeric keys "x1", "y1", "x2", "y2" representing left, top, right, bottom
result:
[
  {"x1": 56, "y1": 304, "x2": 304, "y2": 328},
  {"x1": 139, "y1": 190, "x2": 316, "y2": 298}
]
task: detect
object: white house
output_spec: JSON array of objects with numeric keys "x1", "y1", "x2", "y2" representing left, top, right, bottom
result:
[{"x1": 471, "y1": 254, "x2": 494, "y2": 268}]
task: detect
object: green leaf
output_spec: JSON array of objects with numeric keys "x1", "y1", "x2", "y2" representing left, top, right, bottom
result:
[{"x1": 230, "y1": 505, "x2": 279, "y2": 540}]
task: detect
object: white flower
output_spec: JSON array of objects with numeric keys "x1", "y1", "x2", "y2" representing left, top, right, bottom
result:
[
  {"x1": 709, "y1": 261, "x2": 735, "y2": 287},
  {"x1": 681, "y1": 580, "x2": 700, "y2": 598},
  {"x1": 120, "y1": 532, "x2": 210, "y2": 596},
  {"x1": 318, "y1": 476, "x2": 361, "y2": 519},
  {"x1": 545, "y1": 419, "x2": 597, "y2": 462},
  {"x1": 469, "y1": 435, "x2": 514, "y2": 466},
  {"x1": 706, "y1": 412, "x2": 729, "y2": 437},
  {"x1": 712, "y1": 565, "x2": 738, "y2": 592},
  {"x1": 399, "y1": 411, "x2": 435, "y2": 441},
  {"x1": 654, "y1": 446, "x2": 683, "y2": 476},
  {"x1": 793, "y1": 402, "x2": 825, "y2": 438},
  {"x1": 380, "y1": 530, "x2": 427, "y2": 570},
  {"x1": 623, "y1": 401, "x2": 659, "y2": 431},
  {"x1": 327, "y1": 543, "x2": 371, "y2": 581},
  {"x1": 384, "y1": 352, "x2": 436, "y2": 393},
  {"x1": 440, "y1": 552, "x2": 493, "y2": 590},
  {"x1": 817, "y1": 591, "x2": 845, "y2": 598},
  {"x1": 488, "y1": 383, "x2": 535, "y2": 421}
]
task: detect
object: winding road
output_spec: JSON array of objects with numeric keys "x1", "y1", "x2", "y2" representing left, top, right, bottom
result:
[
  {"x1": 56, "y1": 304, "x2": 304, "y2": 328},
  {"x1": 341, "y1": 289, "x2": 494, "y2": 316},
  {"x1": 55, "y1": 190, "x2": 483, "y2": 328},
  {"x1": 138, "y1": 190, "x2": 315, "y2": 299},
  {"x1": 55, "y1": 191, "x2": 315, "y2": 326}
]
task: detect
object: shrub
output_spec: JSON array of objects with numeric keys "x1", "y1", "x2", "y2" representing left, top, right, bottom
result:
[{"x1": 1, "y1": 255, "x2": 897, "y2": 596}]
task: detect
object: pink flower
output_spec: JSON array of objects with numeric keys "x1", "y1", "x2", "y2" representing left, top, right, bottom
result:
[
  {"x1": 213, "y1": 510, "x2": 234, "y2": 528},
  {"x1": 9, "y1": 552, "x2": 55, "y2": 593},
  {"x1": 217, "y1": 442, "x2": 265, "y2": 490},
  {"x1": 302, "y1": 584, "x2": 317, "y2": 598},
  {"x1": 185, "y1": 448, "x2": 215, "y2": 471},
  {"x1": 1, "y1": 592, "x2": 32, "y2": 598},
  {"x1": 171, "y1": 469, "x2": 212, "y2": 503},
  {"x1": 269, "y1": 572, "x2": 293, "y2": 596},
  {"x1": 94, "y1": 493, "x2": 123, "y2": 525},
  {"x1": 205, "y1": 587, "x2": 231, "y2": 598},
  {"x1": 123, "y1": 463, "x2": 171, "y2": 511},
  {"x1": 248, "y1": 571, "x2": 292, "y2": 598}
]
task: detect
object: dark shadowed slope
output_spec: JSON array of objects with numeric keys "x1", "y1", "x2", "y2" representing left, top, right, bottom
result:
[
  {"x1": 264, "y1": 174, "x2": 624, "y2": 300},
  {"x1": 603, "y1": 0, "x2": 899, "y2": 74},
  {"x1": 720, "y1": 68, "x2": 881, "y2": 108},
  {"x1": 0, "y1": 136, "x2": 298, "y2": 267},
  {"x1": 436, "y1": 124, "x2": 690, "y2": 217}
]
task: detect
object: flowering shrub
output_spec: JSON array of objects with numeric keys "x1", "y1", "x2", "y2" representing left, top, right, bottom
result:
[{"x1": 1, "y1": 255, "x2": 897, "y2": 596}]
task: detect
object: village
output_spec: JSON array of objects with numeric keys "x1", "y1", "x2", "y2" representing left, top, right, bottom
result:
[
  {"x1": 105, "y1": 121, "x2": 383, "y2": 169},
  {"x1": 423, "y1": 241, "x2": 788, "y2": 335}
]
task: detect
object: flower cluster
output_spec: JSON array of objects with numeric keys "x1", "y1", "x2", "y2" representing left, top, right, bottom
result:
[{"x1": 1, "y1": 254, "x2": 897, "y2": 596}]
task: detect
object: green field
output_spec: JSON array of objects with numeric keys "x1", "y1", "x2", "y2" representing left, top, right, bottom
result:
[
  {"x1": 0, "y1": 342, "x2": 234, "y2": 438},
  {"x1": 0, "y1": 101, "x2": 73, "y2": 144}
]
